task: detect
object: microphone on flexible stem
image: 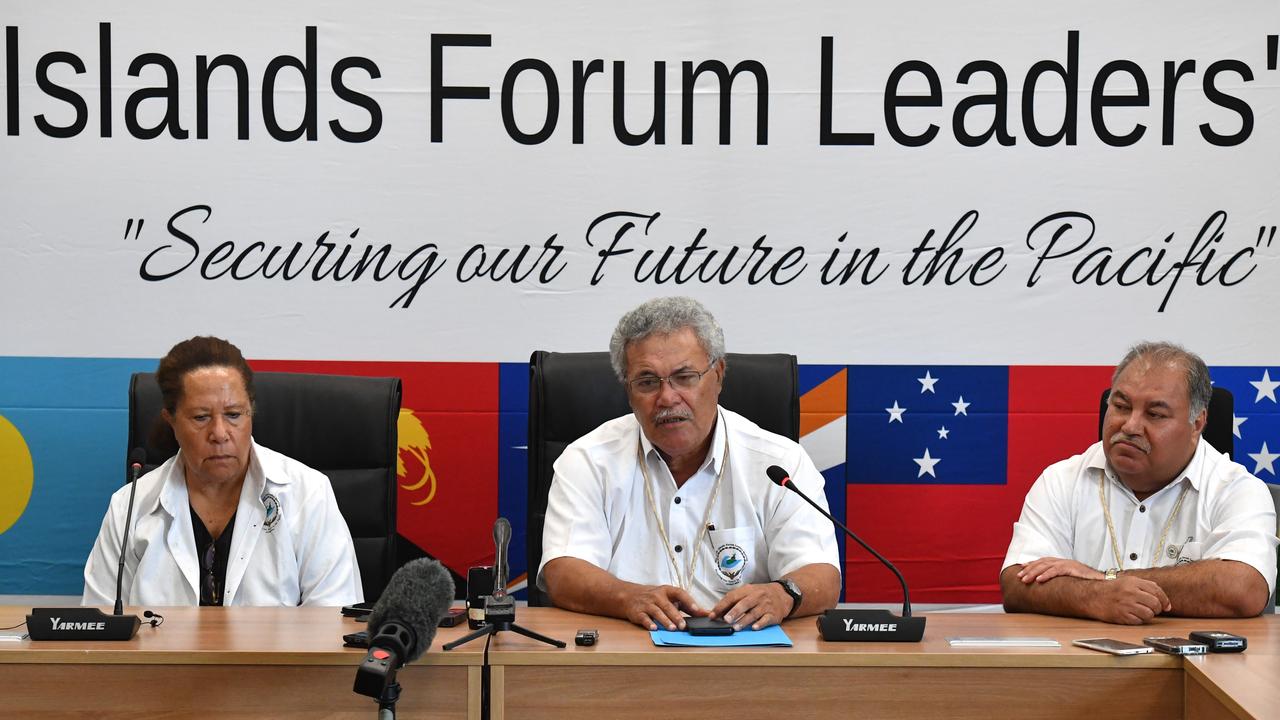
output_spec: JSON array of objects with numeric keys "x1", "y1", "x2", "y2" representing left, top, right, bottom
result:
[
  {"x1": 767, "y1": 465, "x2": 925, "y2": 643},
  {"x1": 354, "y1": 558, "x2": 456, "y2": 702},
  {"x1": 25, "y1": 449, "x2": 146, "y2": 641},
  {"x1": 114, "y1": 447, "x2": 147, "y2": 615}
]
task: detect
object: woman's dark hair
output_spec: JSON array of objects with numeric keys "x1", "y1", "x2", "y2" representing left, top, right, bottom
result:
[{"x1": 149, "y1": 336, "x2": 255, "y2": 452}]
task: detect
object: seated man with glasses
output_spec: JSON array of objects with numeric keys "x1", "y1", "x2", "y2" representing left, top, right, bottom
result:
[{"x1": 539, "y1": 296, "x2": 841, "y2": 631}]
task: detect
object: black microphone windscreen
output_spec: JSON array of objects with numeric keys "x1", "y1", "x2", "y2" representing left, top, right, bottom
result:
[
  {"x1": 367, "y1": 558, "x2": 455, "y2": 664},
  {"x1": 128, "y1": 447, "x2": 147, "y2": 469},
  {"x1": 766, "y1": 465, "x2": 791, "y2": 486}
]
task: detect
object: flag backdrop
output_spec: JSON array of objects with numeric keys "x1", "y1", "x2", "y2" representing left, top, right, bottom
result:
[
  {"x1": 2, "y1": 1, "x2": 1279, "y2": 599},
  {"x1": 2, "y1": 357, "x2": 1276, "y2": 600}
]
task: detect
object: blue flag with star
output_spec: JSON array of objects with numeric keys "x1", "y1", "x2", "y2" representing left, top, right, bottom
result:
[
  {"x1": 1208, "y1": 367, "x2": 1280, "y2": 484},
  {"x1": 847, "y1": 366, "x2": 1008, "y2": 485}
]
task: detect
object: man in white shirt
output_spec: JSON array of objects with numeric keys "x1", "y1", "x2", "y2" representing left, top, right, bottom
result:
[
  {"x1": 539, "y1": 297, "x2": 842, "y2": 632},
  {"x1": 1002, "y1": 341, "x2": 1277, "y2": 624}
]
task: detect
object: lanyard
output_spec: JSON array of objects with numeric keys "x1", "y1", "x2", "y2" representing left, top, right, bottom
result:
[
  {"x1": 638, "y1": 418, "x2": 728, "y2": 592},
  {"x1": 1099, "y1": 474, "x2": 1190, "y2": 570}
]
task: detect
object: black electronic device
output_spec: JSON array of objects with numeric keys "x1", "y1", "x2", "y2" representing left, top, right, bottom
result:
[
  {"x1": 28, "y1": 449, "x2": 147, "y2": 642},
  {"x1": 574, "y1": 629, "x2": 599, "y2": 646},
  {"x1": 1188, "y1": 630, "x2": 1247, "y2": 653},
  {"x1": 443, "y1": 518, "x2": 566, "y2": 651},
  {"x1": 344, "y1": 630, "x2": 371, "y2": 648},
  {"x1": 341, "y1": 602, "x2": 373, "y2": 619},
  {"x1": 1143, "y1": 636, "x2": 1208, "y2": 655},
  {"x1": 685, "y1": 617, "x2": 734, "y2": 636},
  {"x1": 438, "y1": 607, "x2": 466, "y2": 628},
  {"x1": 766, "y1": 465, "x2": 925, "y2": 643},
  {"x1": 466, "y1": 566, "x2": 494, "y2": 629}
]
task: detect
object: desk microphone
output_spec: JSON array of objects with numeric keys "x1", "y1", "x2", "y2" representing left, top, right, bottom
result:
[
  {"x1": 354, "y1": 558, "x2": 455, "y2": 700},
  {"x1": 767, "y1": 465, "x2": 925, "y2": 642},
  {"x1": 114, "y1": 447, "x2": 147, "y2": 615},
  {"x1": 491, "y1": 518, "x2": 512, "y2": 599},
  {"x1": 26, "y1": 449, "x2": 146, "y2": 641}
]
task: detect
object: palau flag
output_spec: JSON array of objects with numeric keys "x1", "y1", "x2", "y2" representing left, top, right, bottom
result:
[{"x1": 0, "y1": 357, "x2": 156, "y2": 594}]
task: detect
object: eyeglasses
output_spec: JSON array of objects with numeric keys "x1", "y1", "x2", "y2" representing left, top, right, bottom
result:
[
  {"x1": 627, "y1": 363, "x2": 717, "y2": 395},
  {"x1": 202, "y1": 542, "x2": 221, "y2": 605}
]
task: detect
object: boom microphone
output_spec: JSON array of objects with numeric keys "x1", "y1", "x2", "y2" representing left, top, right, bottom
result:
[
  {"x1": 354, "y1": 558, "x2": 456, "y2": 699},
  {"x1": 115, "y1": 447, "x2": 147, "y2": 615},
  {"x1": 766, "y1": 465, "x2": 925, "y2": 643},
  {"x1": 26, "y1": 449, "x2": 146, "y2": 641}
]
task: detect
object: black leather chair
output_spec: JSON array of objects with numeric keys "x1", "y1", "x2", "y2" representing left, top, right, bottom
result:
[
  {"x1": 526, "y1": 350, "x2": 799, "y2": 606},
  {"x1": 127, "y1": 371, "x2": 402, "y2": 603},
  {"x1": 1098, "y1": 386, "x2": 1233, "y2": 457}
]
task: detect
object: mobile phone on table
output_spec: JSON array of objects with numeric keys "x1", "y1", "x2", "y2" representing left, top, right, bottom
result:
[
  {"x1": 343, "y1": 630, "x2": 370, "y2": 648},
  {"x1": 340, "y1": 602, "x2": 373, "y2": 619},
  {"x1": 685, "y1": 617, "x2": 734, "y2": 636},
  {"x1": 1144, "y1": 636, "x2": 1208, "y2": 655},
  {"x1": 438, "y1": 607, "x2": 466, "y2": 628},
  {"x1": 1072, "y1": 638, "x2": 1154, "y2": 655}
]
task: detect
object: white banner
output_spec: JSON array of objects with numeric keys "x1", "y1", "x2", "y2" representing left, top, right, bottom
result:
[{"x1": 3, "y1": 1, "x2": 1278, "y2": 363}]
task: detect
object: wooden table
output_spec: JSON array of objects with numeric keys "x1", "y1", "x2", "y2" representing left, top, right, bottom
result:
[
  {"x1": 4, "y1": 606, "x2": 1275, "y2": 719},
  {"x1": 0, "y1": 606, "x2": 486, "y2": 719},
  {"x1": 486, "y1": 608, "x2": 1280, "y2": 720}
]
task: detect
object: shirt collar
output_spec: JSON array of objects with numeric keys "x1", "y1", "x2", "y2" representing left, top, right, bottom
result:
[
  {"x1": 160, "y1": 441, "x2": 278, "y2": 517},
  {"x1": 1091, "y1": 437, "x2": 1206, "y2": 497},
  {"x1": 638, "y1": 406, "x2": 727, "y2": 477}
]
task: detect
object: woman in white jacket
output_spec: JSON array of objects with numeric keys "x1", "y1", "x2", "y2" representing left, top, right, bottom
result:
[{"x1": 82, "y1": 336, "x2": 363, "y2": 607}]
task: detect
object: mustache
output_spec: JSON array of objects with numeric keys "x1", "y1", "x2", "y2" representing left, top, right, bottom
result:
[
  {"x1": 1109, "y1": 432, "x2": 1151, "y2": 454},
  {"x1": 652, "y1": 408, "x2": 692, "y2": 424}
]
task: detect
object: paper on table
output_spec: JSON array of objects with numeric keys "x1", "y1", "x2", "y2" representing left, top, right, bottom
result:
[
  {"x1": 0, "y1": 630, "x2": 29, "y2": 641},
  {"x1": 947, "y1": 636, "x2": 1061, "y2": 648},
  {"x1": 651, "y1": 625, "x2": 792, "y2": 647}
]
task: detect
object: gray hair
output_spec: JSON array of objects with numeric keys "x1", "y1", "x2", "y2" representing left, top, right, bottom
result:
[
  {"x1": 609, "y1": 297, "x2": 726, "y2": 382},
  {"x1": 1112, "y1": 341, "x2": 1212, "y2": 423}
]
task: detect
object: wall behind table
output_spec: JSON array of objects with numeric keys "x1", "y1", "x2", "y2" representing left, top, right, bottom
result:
[{"x1": 2, "y1": 1, "x2": 1279, "y2": 598}]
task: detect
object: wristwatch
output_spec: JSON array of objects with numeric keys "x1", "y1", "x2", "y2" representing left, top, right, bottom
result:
[
  {"x1": 1103, "y1": 568, "x2": 1120, "y2": 580},
  {"x1": 773, "y1": 578, "x2": 802, "y2": 617}
]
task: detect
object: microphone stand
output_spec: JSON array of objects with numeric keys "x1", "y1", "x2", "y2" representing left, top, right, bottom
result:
[
  {"x1": 770, "y1": 467, "x2": 925, "y2": 643},
  {"x1": 376, "y1": 680, "x2": 400, "y2": 720},
  {"x1": 441, "y1": 593, "x2": 566, "y2": 651},
  {"x1": 444, "y1": 518, "x2": 565, "y2": 651},
  {"x1": 27, "y1": 452, "x2": 145, "y2": 641}
]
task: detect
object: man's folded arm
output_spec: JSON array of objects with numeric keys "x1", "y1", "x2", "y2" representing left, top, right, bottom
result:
[
  {"x1": 1123, "y1": 559, "x2": 1270, "y2": 617},
  {"x1": 1001, "y1": 563, "x2": 1171, "y2": 625}
]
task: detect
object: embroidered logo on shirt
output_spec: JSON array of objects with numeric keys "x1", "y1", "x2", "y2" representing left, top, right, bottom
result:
[
  {"x1": 262, "y1": 493, "x2": 282, "y2": 533},
  {"x1": 714, "y1": 543, "x2": 746, "y2": 585},
  {"x1": 1172, "y1": 535, "x2": 1196, "y2": 564}
]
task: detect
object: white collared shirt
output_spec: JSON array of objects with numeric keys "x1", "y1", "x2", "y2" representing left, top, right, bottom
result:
[
  {"x1": 82, "y1": 441, "x2": 363, "y2": 607},
  {"x1": 539, "y1": 407, "x2": 841, "y2": 609},
  {"x1": 1003, "y1": 439, "x2": 1278, "y2": 596}
]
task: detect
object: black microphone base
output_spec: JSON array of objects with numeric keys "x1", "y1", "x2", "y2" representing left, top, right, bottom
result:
[
  {"x1": 816, "y1": 609, "x2": 925, "y2": 643},
  {"x1": 27, "y1": 607, "x2": 141, "y2": 641}
]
